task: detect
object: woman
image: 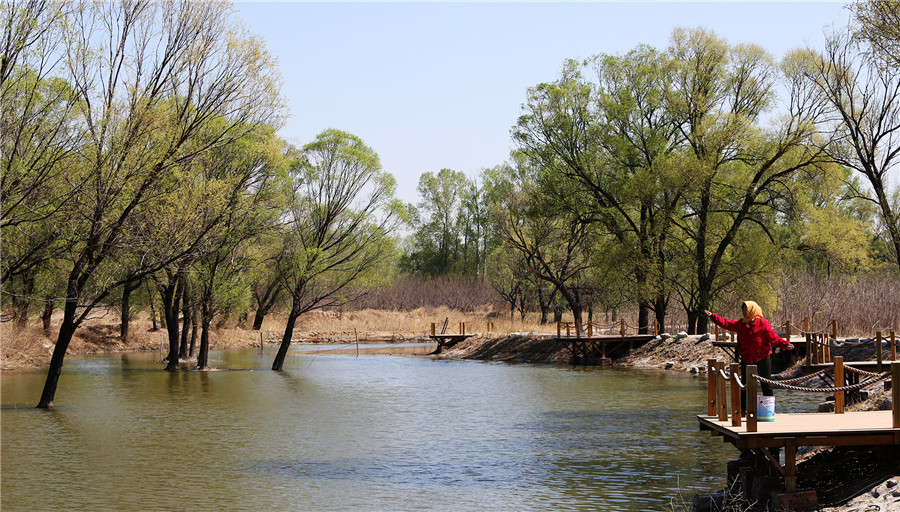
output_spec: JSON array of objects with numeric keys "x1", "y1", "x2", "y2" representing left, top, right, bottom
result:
[{"x1": 704, "y1": 301, "x2": 794, "y2": 411}]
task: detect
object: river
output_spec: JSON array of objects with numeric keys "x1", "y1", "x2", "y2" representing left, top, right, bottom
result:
[{"x1": 2, "y1": 345, "x2": 742, "y2": 511}]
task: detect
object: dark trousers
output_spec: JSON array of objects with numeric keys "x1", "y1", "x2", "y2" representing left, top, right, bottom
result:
[{"x1": 739, "y1": 355, "x2": 773, "y2": 411}]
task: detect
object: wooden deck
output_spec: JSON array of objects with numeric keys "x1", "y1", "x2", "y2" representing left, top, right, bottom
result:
[
  {"x1": 699, "y1": 411, "x2": 900, "y2": 493},
  {"x1": 700, "y1": 359, "x2": 900, "y2": 494},
  {"x1": 699, "y1": 411, "x2": 900, "y2": 445}
]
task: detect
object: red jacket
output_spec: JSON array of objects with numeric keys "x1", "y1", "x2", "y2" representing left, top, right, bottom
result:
[{"x1": 708, "y1": 313, "x2": 790, "y2": 363}]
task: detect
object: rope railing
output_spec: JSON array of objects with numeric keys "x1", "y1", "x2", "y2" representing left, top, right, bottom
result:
[
  {"x1": 706, "y1": 357, "x2": 900, "y2": 433},
  {"x1": 844, "y1": 364, "x2": 885, "y2": 378},
  {"x1": 754, "y1": 372, "x2": 890, "y2": 394}
]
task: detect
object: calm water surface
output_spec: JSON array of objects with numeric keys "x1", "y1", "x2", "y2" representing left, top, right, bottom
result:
[{"x1": 1, "y1": 347, "x2": 800, "y2": 511}]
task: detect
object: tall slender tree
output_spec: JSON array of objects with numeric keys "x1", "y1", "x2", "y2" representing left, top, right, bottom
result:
[{"x1": 272, "y1": 129, "x2": 398, "y2": 371}]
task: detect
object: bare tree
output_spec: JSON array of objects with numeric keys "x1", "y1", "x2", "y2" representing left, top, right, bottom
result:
[{"x1": 805, "y1": 29, "x2": 900, "y2": 272}]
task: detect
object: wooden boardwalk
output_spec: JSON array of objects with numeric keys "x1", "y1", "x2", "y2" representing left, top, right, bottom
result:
[
  {"x1": 700, "y1": 359, "x2": 900, "y2": 496},
  {"x1": 554, "y1": 334, "x2": 656, "y2": 362}
]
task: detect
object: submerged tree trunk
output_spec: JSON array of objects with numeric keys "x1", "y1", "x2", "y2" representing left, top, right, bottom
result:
[
  {"x1": 197, "y1": 302, "x2": 213, "y2": 370},
  {"x1": 157, "y1": 270, "x2": 184, "y2": 371},
  {"x1": 38, "y1": 298, "x2": 78, "y2": 408},
  {"x1": 272, "y1": 301, "x2": 301, "y2": 371}
]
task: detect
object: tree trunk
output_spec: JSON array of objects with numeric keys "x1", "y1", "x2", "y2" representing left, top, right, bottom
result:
[
  {"x1": 197, "y1": 303, "x2": 213, "y2": 370},
  {"x1": 179, "y1": 278, "x2": 190, "y2": 359},
  {"x1": 272, "y1": 306, "x2": 300, "y2": 371},
  {"x1": 189, "y1": 306, "x2": 199, "y2": 358},
  {"x1": 687, "y1": 310, "x2": 699, "y2": 335},
  {"x1": 158, "y1": 271, "x2": 183, "y2": 371},
  {"x1": 252, "y1": 281, "x2": 281, "y2": 330},
  {"x1": 120, "y1": 279, "x2": 140, "y2": 340},
  {"x1": 537, "y1": 286, "x2": 550, "y2": 325},
  {"x1": 638, "y1": 302, "x2": 650, "y2": 335},
  {"x1": 147, "y1": 281, "x2": 159, "y2": 331},
  {"x1": 654, "y1": 295, "x2": 668, "y2": 335},
  {"x1": 41, "y1": 301, "x2": 53, "y2": 331},
  {"x1": 38, "y1": 299, "x2": 78, "y2": 408}
]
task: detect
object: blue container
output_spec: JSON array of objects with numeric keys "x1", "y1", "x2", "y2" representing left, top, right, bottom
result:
[{"x1": 757, "y1": 396, "x2": 775, "y2": 421}]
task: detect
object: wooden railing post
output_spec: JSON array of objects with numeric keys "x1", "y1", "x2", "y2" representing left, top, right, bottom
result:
[
  {"x1": 707, "y1": 359, "x2": 718, "y2": 417},
  {"x1": 620, "y1": 319, "x2": 626, "y2": 337},
  {"x1": 587, "y1": 321, "x2": 592, "y2": 339},
  {"x1": 786, "y1": 321, "x2": 792, "y2": 340},
  {"x1": 431, "y1": 323, "x2": 436, "y2": 336},
  {"x1": 834, "y1": 356, "x2": 844, "y2": 414},
  {"x1": 746, "y1": 365, "x2": 759, "y2": 433},
  {"x1": 891, "y1": 331, "x2": 896, "y2": 362},
  {"x1": 803, "y1": 317, "x2": 809, "y2": 335},
  {"x1": 730, "y1": 362, "x2": 741, "y2": 427},
  {"x1": 877, "y1": 331, "x2": 883, "y2": 371},
  {"x1": 717, "y1": 360, "x2": 728, "y2": 422},
  {"x1": 557, "y1": 322, "x2": 561, "y2": 338},
  {"x1": 892, "y1": 362, "x2": 900, "y2": 429},
  {"x1": 461, "y1": 322, "x2": 465, "y2": 336},
  {"x1": 806, "y1": 333, "x2": 812, "y2": 367}
]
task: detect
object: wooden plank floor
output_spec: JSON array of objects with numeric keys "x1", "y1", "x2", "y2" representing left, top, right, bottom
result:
[
  {"x1": 807, "y1": 361, "x2": 898, "y2": 370},
  {"x1": 697, "y1": 411, "x2": 900, "y2": 443}
]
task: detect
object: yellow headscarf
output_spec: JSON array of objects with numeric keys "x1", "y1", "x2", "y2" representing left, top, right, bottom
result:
[{"x1": 742, "y1": 301, "x2": 763, "y2": 323}]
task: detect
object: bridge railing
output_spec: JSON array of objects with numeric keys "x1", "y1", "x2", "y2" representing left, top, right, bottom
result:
[{"x1": 706, "y1": 357, "x2": 900, "y2": 432}]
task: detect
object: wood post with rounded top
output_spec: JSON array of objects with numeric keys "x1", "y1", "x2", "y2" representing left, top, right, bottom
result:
[
  {"x1": 834, "y1": 356, "x2": 844, "y2": 414},
  {"x1": 717, "y1": 360, "x2": 728, "y2": 422},
  {"x1": 707, "y1": 359, "x2": 717, "y2": 417},
  {"x1": 730, "y1": 363, "x2": 741, "y2": 427},
  {"x1": 746, "y1": 365, "x2": 758, "y2": 433}
]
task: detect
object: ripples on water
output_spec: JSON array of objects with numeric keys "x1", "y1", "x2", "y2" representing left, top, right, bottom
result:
[{"x1": 0, "y1": 348, "x2": 807, "y2": 511}]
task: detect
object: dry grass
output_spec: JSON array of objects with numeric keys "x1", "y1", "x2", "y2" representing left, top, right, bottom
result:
[{"x1": 0, "y1": 306, "x2": 566, "y2": 370}]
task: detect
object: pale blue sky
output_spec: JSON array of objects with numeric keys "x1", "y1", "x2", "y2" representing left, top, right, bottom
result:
[{"x1": 235, "y1": 1, "x2": 850, "y2": 204}]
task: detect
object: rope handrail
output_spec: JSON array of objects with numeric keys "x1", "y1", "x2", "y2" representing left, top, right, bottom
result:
[
  {"x1": 844, "y1": 364, "x2": 886, "y2": 378},
  {"x1": 773, "y1": 367, "x2": 832, "y2": 385},
  {"x1": 784, "y1": 321, "x2": 832, "y2": 336},
  {"x1": 754, "y1": 372, "x2": 890, "y2": 394},
  {"x1": 623, "y1": 321, "x2": 656, "y2": 331},
  {"x1": 833, "y1": 337, "x2": 878, "y2": 346}
]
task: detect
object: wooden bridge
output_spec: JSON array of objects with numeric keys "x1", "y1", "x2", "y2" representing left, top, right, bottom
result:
[
  {"x1": 552, "y1": 321, "x2": 656, "y2": 363},
  {"x1": 698, "y1": 357, "x2": 900, "y2": 510},
  {"x1": 428, "y1": 321, "x2": 475, "y2": 354}
]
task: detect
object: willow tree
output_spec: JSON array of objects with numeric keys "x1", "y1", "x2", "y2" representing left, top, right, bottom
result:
[
  {"x1": 272, "y1": 129, "x2": 398, "y2": 371},
  {"x1": 665, "y1": 28, "x2": 831, "y2": 333},
  {"x1": 515, "y1": 48, "x2": 684, "y2": 335},
  {"x1": 30, "y1": 0, "x2": 283, "y2": 407}
]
